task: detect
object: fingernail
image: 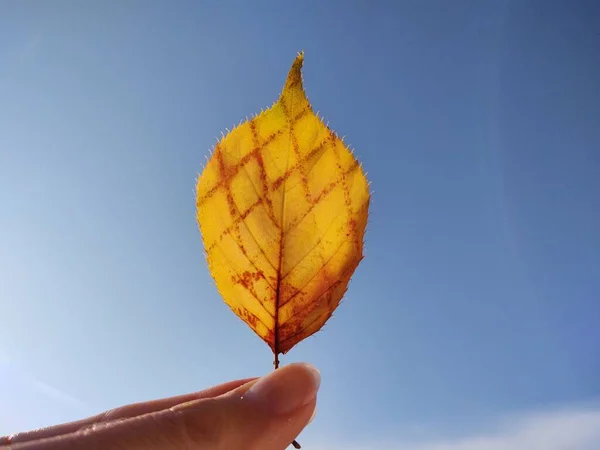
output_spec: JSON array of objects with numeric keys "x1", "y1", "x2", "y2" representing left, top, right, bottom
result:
[
  {"x1": 308, "y1": 406, "x2": 317, "y2": 424},
  {"x1": 244, "y1": 363, "x2": 321, "y2": 415}
]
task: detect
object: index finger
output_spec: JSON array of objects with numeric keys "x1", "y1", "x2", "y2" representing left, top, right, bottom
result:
[{"x1": 1, "y1": 377, "x2": 257, "y2": 445}]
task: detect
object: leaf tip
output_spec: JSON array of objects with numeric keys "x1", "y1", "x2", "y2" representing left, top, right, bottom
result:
[{"x1": 282, "y1": 51, "x2": 305, "y2": 94}]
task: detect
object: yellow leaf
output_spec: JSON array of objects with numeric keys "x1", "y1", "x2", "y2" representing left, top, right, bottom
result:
[{"x1": 196, "y1": 52, "x2": 370, "y2": 365}]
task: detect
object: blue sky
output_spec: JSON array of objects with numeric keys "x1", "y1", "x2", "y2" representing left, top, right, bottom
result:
[{"x1": 1, "y1": 1, "x2": 599, "y2": 448}]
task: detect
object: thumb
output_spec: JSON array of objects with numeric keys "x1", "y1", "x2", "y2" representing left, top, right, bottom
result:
[{"x1": 173, "y1": 362, "x2": 320, "y2": 449}]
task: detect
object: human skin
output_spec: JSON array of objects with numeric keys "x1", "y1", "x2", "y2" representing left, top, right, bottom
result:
[{"x1": 0, "y1": 363, "x2": 320, "y2": 450}]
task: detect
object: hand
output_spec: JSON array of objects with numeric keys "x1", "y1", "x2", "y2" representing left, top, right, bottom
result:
[{"x1": 1, "y1": 363, "x2": 320, "y2": 450}]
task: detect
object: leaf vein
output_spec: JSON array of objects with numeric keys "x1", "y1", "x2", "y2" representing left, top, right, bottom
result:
[{"x1": 279, "y1": 238, "x2": 350, "y2": 310}]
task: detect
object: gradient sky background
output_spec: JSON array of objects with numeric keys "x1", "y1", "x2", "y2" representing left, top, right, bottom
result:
[{"x1": 1, "y1": 1, "x2": 599, "y2": 448}]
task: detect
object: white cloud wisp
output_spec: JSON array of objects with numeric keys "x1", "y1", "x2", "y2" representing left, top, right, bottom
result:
[{"x1": 310, "y1": 406, "x2": 600, "y2": 450}]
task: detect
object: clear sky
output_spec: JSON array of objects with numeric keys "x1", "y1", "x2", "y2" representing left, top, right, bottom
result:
[{"x1": 1, "y1": 1, "x2": 599, "y2": 448}]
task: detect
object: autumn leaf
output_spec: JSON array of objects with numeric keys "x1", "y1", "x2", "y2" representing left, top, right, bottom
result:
[{"x1": 196, "y1": 52, "x2": 370, "y2": 367}]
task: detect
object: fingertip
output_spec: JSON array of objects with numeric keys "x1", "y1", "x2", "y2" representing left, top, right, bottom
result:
[
  {"x1": 172, "y1": 363, "x2": 322, "y2": 449},
  {"x1": 243, "y1": 363, "x2": 321, "y2": 415}
]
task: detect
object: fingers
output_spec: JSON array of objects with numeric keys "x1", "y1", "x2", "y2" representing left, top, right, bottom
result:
[
  {"x1": 174, "y1": 362, "x2": 320, "y2": 449},
  {"x1": 9, "y1": 363, "x2": 320, "y2": 450},
  {"x1": 2, "y1": 377, "x2": 256, "y2": 445},
  {"x1": 102, "y1": 377, "x2": 258, "y2": 420}
]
